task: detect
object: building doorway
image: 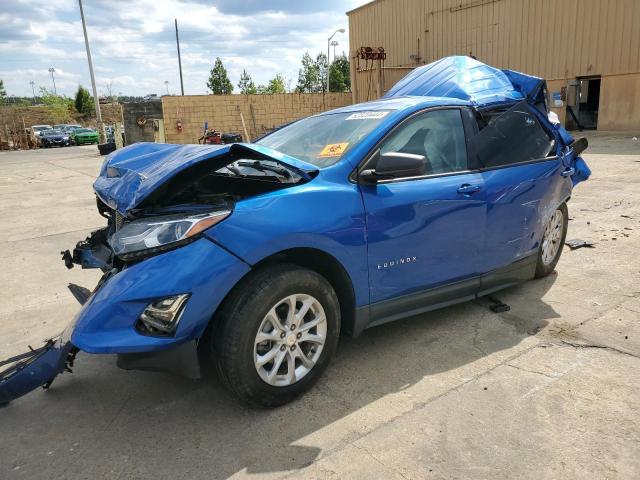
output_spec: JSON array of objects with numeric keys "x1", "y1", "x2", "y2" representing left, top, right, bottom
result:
[{"x1": 567, "y1": 76, "x2": 601, "y2": 130}]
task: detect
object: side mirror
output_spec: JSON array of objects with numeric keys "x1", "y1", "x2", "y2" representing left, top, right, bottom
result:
[
  {"x1": 359, "y1": 151, "x2": 427, "y2": 183},
  {"x1": 572, "y1": 137, "x2": 588, "y2": 156}
]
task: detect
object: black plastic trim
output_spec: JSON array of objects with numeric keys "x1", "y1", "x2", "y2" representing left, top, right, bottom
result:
[{"x1": 351, "y1": 253, "x2": 537, "y2": 337}]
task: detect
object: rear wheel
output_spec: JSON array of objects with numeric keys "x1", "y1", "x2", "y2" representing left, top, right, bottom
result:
[
  {"x1": 535, "y1": 202, "x2": 568, "y2": 278},
  {"x1": 202, "y1": 264, "x2": 340, "y2": 407}
]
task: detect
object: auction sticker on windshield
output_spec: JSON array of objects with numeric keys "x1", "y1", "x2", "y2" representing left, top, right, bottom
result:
[
  {"x1": 346, "y1": 111, "x2": 389, "y2": 120},
  {"x1": 319, "y1": 142, "x2": 349, "y2": 158}
]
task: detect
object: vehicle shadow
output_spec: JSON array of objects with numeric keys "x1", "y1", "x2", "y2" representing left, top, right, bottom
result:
[{"x1": 0, "y1": 275, "x2": 560, "y2": 479}]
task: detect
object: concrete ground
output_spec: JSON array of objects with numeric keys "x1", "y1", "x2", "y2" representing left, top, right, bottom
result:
[{"x1": 0, "y1": 135, "x2": 639, "y2": 479}]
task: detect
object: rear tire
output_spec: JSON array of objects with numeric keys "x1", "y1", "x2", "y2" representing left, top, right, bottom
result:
[
  {"x1": 535, "y1": 202, "x2": 568, "y2": 278},
  {"x1": 201, "y1": 264, "x2": 340, "y2": 407}
]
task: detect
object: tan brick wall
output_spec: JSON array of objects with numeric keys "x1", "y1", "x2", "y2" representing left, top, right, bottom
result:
[{"x1": 161, "y1": 93, "x2": 353, "y2": 144}]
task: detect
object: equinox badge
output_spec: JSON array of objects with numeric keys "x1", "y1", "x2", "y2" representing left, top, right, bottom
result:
[{"x1": 377, "y1": 256, "x2": 417, "y2": 270}]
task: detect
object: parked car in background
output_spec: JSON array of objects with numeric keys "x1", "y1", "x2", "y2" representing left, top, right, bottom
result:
[
  {"x1": 0, "y1": 56, "x2": 592, "y2": 407},
  {"x1": 56, "y1": 124, "x2": 82, "y2": 134},
  {"x1": 39, "y1": 128, "x2": 71, "y2": 147},
  {"x1": 30, "y1": 125, "x2": 52, "y2": 139},
  {"x1": 71, "y1": 128, "x2": 99, "y2": 145}
]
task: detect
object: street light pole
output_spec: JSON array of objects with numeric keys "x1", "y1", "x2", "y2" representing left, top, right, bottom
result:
[
  {"x1": 326, "y1": 28, "x2": 345, "y2": 93},
  {"x1": 331, "y1": 40, "x2": 338, "y2": 60},
  {"x1": 78, "y1": 0, "x2": 104, "y2": 143},
  {"x1": 48, "y1": 68, "x2": 57, "y2": 94},
  {"x1": 29, "y1": 80, "x2": 36, "y2": 104}
]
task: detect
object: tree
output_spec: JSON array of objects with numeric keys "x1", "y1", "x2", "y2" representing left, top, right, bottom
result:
[
  {"x1": 207, "y1": 57, "x2": 233, "y2": 94},
  {"x1": 0, "y1": 79, "x2": 6, "y2": 105},
  {"x1": 257, "y1": 74, "x2": 287, "y2": 94},
  {"x1": 315, "y1": 53, "x2": 328, "y2": 93},
  {"x1": 39, "y1": 87, "x2": 74, "y2": 123},
  {"x1": 296, "y1": 52, "x2": 320, "y2": 93},
  {"x1": 296, "y1": 52, "x2": 330, "y2": 93},
  {"x1": 103, "y1": 81, "x2": 116, "y2": 104},
  {"x1": 329, "y1": 54, "x2": 351, "y2": 92},
  {"x1": 237, "y1": 69, "x2": 257, "y2": 94},
  {"x1": 74, "y1": 85, "x2": 95, "y2": 116}
]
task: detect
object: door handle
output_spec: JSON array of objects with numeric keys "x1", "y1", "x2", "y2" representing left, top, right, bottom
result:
[
  {"x1": 457, "y1": 184, "x2": 481, "y2": 195},
  {"x1": 561, "y1": 167, "x2": 575, "y2": 177}
]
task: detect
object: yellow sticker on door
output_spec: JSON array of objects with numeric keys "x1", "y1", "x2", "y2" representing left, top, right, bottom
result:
[{"x1": 318, "y1": 142, "x2": 349, "y2": 158}]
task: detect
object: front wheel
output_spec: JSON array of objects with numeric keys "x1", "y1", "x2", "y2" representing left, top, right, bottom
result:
[
  {"x1": 535, "y1": 202, "x2": 568, "y2": 278},
  {"x1": 202, "y1": 264, "x2": 340, "y2": 407}
]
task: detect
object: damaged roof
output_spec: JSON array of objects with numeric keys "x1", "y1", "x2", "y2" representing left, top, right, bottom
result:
[{"x1": 383, "y1": 56, "x2": 544, "y2": 107}]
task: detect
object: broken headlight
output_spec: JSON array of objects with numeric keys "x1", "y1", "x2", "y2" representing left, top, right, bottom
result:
[{"x1": 109, "y1": 210, "x2": 230, "y2": 260}]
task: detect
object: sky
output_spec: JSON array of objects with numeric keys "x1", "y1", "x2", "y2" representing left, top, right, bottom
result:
[{"x1": 0, "y1": 0, "x2": 363, "y2": 98}]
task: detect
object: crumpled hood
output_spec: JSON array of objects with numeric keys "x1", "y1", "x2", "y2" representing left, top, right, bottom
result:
[{"x1": 94, "y1": 142, "x2": 319, "y2": 214}]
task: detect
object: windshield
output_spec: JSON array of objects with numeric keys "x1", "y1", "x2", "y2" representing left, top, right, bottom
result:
[
  {"x1": 76, "y1": 128, "x2": 93, "y2": 133},
  {"x1": 44, "y1": 129, "x2": 63, "y2": 135},
  {"x1": 256, "y1": 111, "x2": 390, "y2": 167}
]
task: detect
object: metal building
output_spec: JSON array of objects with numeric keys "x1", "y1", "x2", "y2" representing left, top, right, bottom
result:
[{"x1": 347, "y1": 0, "x2": 640, "y2": 130}]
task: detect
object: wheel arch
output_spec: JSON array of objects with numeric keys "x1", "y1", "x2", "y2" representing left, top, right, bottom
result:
[{"x1": 250, "y1": 248, "x2": 358, "y2": 336}]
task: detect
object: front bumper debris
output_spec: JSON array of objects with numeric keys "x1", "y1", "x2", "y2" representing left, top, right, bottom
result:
[
  {"x1": 61, "y1": 227, "x2": 113, "y2": 270},
  {"x1": 0, "y1": 334, "x2": 77, "y2": 405}
]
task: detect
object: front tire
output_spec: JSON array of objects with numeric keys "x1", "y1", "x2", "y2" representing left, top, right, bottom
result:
[
  {"x1": 202, "y1": 264, "x2": 340, "y2": 407},
  {"x1": 535, "y1": 202, "x2": 568, "y2": 278}
]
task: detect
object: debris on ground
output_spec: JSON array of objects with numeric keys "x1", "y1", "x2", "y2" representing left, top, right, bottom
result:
[
  {"x1": 487, "y1": 296, "x2": 511, "y2": 313},
  {"x1": 621, "y1": 214, "x2": 633, "y2": 219},
  {"x1": 565, "y1": 239, "x2": 597, "y2": 249}
]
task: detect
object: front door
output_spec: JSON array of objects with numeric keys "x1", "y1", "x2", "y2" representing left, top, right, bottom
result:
[
  {"x1": 360, "y1": 108, "x2": 486, "y2": 305},
  {"x1": 468, "y1": 101, "x2": 564, "y2": 274}
]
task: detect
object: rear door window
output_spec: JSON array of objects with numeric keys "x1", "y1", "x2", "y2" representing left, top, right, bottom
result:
[{"x1": 469, "y1": 101, "x2": 555, "y2": 169}]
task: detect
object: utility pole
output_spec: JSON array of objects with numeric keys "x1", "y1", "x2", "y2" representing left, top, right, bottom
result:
[
  {"x1": 29, "y1": 81, "x2": 36, "y2": 104},
  {"x1": 48, "y1": 68, "x2": 57, "y2": 94},
  {"x1": 78, "y1": 0, "x2": 104, "y2": 143},
  {"x1": 175, "y1": 18, "x2": 185, "y2": 95}
]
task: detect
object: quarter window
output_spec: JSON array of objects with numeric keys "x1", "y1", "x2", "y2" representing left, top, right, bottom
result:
[
  {"x1": 379, "y1": 109, "x2": 468, "y2": 175},
  {"x1": 470, "y1": 101, "x2": 555, "y2": 169}
]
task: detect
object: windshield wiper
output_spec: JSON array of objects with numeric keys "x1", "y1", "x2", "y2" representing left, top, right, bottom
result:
[{"x1": 237, "y1": 160, "x2": 292, "y2": 180}]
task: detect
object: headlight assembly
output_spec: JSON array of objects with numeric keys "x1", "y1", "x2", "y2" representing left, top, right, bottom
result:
[{"x1": 109, "y1": 210, "x2": 231, "y2": 260}]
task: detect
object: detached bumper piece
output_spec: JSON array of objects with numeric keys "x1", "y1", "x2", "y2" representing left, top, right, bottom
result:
[
  {"x1": 0, "y1": 338, "x2": 77, "y2": 405},
  {"x1": 61, "y1": 227, "x2": 113, "y2": 270}
]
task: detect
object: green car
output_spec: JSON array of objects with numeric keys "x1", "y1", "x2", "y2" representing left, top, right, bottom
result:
[{"x1": 71, "y1": 128, "x2": 99, "y2": 145}]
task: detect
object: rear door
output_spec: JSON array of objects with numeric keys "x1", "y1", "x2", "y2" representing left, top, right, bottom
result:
[
  {"x1": 468, "y1": 101, "x2": 564, "y2": 274},
  {"x1": 360, "y1": 107, "x2": 486, "y2": 305}
]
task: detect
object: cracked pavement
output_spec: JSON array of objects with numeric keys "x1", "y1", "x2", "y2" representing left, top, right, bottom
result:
[{"x1": 1, "y1": 134, "x2": 639, "y2": 479}]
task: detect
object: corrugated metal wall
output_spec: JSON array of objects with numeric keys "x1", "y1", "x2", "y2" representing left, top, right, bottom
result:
[{"x1": 349, "y1": 0, "x2": 640, "y2": 82}]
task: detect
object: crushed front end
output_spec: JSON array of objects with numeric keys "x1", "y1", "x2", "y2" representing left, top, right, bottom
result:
[{"x1": 0, "y1": 142, "x2": 315, "y2": 404}]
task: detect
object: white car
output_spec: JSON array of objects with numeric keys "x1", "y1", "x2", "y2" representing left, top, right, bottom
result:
[{"x1": 31, "y1": 125, "x2": 53, "y2": 138}]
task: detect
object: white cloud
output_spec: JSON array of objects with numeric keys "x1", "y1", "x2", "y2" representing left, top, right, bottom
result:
[{"x1": 0, "y1": 0, "x2": 360, "y2": 97}]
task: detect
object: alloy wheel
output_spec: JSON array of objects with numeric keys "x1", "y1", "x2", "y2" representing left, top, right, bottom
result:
[
  {"x1": 541, "y1": 208, "x2": 564, "y2": 266},
  {"x1": 253, "y1": 294, "x2": 327, "y2": 387}
]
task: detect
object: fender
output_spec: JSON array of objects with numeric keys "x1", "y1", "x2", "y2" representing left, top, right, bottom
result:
[{"x1": 205, "y1": 180, "x2": 370, "y2": 308}]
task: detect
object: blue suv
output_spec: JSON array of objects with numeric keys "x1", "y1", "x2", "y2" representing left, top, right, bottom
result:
[{"x1": 0, "y1": 57, "x2": 590, "y2": 407}]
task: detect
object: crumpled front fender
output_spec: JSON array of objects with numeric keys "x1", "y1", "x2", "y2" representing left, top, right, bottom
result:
[{"x1": 71, "y1": 237, "x2": 250, "y2": 354}]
